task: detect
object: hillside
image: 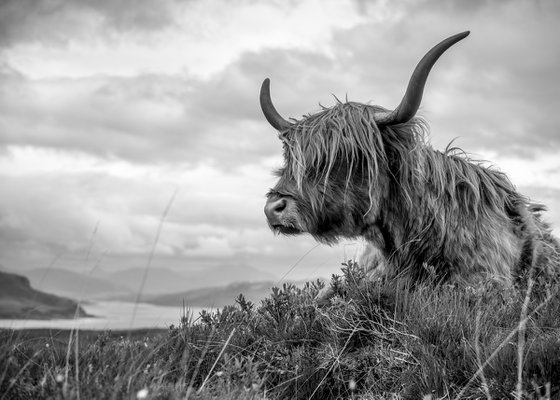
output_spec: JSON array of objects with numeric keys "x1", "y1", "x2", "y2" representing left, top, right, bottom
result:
[
  {"x1": 21, "y1": 267, "x2": 134, "y2": 300},
  {"x1": 100, "y1": 264, "x2": 278, "y2": 295},
  {"x1": 97, "y1": 266, "x2": 198, "y2": 295},
  {"x1": 0, "y1": 271, "x2": 89, "y2": 319},
  {"x1": 146, "y1": 281, "x2": 277, "y2": 308}
]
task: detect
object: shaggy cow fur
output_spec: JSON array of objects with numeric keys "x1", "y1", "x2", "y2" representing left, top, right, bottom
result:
[{"x1": 262, "y1": 35, "x2": 560, "y2": 288}]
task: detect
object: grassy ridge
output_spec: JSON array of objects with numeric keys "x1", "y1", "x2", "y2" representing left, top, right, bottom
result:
[
  {"x1": 0, "y1": 270, "x2": 89, "y2": 320},
  {"x1": 1, "y1": 261, "x2": 559, "y2": 399}
]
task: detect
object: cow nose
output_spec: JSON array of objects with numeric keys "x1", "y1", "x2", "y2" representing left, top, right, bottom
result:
[{"x1": 264, "y1": 197, "x2": 287, "y2": 224}]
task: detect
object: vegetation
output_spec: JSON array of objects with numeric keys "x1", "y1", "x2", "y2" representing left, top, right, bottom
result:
[
  {"x1": 1, "y1": 260, "x2": 559, "y2": 399},
  {"x1": 0, "y1": 270, "x2": 89, "y2": 320}
]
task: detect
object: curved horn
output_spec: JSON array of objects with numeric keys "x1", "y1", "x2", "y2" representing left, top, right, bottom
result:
[
  {"x1": 260, "y1": 78, "x2": 292, "y2": 131},
  {"x1": 374, "y1": 31, "x2": 470, "y2": 125}
]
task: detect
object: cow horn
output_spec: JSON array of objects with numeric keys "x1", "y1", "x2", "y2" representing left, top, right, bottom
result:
[
  {"x1": 260, "y1": 78, "x2": 292, "y2": 131},
  {"x1": 374, "y1": 31, "x2": 470, "y2": 126}
]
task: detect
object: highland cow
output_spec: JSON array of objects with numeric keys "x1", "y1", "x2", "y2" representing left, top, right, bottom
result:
[{"x1": 261, "y1": 31, "x2": 560, "y2": 287}]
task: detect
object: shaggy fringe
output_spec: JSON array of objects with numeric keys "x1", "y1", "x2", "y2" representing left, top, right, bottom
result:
[
  {"x1": 281, "y1": 100, "x2": 523, "y2": 220},
  {"x1": 282, "y1": 101, "x2": 397, "y2": 213}
]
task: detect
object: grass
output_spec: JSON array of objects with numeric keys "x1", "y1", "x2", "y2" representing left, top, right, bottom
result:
[{"x1": 1, "y1": 260, "x2": 560, "y2": 399}]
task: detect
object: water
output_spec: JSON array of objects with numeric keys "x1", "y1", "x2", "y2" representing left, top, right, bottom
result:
[{"x1": 0, "y1": 301, "x2": 207, "y2": 330}]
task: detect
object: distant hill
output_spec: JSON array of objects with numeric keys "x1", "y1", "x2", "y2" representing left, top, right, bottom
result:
[
  {"x1": 99, "y1": 267, "x2": 195, "y2": 295},
  {"x1": 0, "y1": 271, "x2": 89, "y2": 319},
  {"x1": 12, "y1": 264, "x2": 279, "y2": 300},
  {"x1": 21, "y1": 268, "x2": 133, "y2": 300},
  {"x1": 94, "y1": 264, "x2": 278, "y2": 295},
  {"x1": 145, "y1": 281, "x2": 277, "y2": 308},
  {"x1": 144, "y1": 279, "x2": 325, "y2": 309}
]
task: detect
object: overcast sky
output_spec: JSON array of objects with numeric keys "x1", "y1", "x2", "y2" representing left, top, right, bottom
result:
[{"x1": 0, "y1": 0, "x2": 559, "y2": 282}]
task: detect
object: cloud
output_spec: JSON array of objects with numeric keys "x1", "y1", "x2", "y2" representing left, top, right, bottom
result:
[
  {"x1": 0, "y1": 0, "x2": 559, "y2": 283},
  {"x1": 5, "y1": 0, "x2": 556, "y2": 168},
  {"x1": 2, "y1": 0, "x2": 365, "y2": 79},
  {"x1": 0, "y1": 146, "x2": 298, "y2": 263},
  {"x1": 328, "y1": 0, "x2": 560, "y2": 158},
  {"x1": 0, "y1": 78, "x2": 266, "y2": 170},
  {"x1": 0, "y1": 0, "x2": 178, "y2": 47},
  {"x1": 0, "y1": 49, "x2": 337, "y2": 166}
]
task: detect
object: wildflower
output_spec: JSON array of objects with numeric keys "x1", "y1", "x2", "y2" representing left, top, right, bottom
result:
[
  {"x1": 137, "y1": 388, "x2": 149, "y2": 399},
  {"x1": 55, "y1": 374, "x2": 64, "y2": 386},
  {"x1": 348, "y1": 379, "x2": 356, "y2": 391}
]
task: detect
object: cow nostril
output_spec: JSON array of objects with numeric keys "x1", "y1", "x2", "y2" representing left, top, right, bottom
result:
[
  {"x1": 274, "y1": 198, "x2": 287, "y2": 213},
  {"x1": 265, "y1": 197, "x2": 289, "y2": 221}
]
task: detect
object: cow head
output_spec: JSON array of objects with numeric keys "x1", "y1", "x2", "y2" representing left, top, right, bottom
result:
[{"x1": 261, "y1": 32, "x2": 470, "y2": 244}]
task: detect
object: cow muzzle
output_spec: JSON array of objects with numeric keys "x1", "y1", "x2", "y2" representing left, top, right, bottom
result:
[
  {"x1": 264, "y1": 197, "x2": 288, "y2": 226},
  {"x1": 264, "y1": 196, "x2": 302, "y2": 234}
]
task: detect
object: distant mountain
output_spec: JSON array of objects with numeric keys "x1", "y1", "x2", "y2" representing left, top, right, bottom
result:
[
  {"x1": 96, "y1": 264, "x2": 278, "y2": 295},
  {"x1": 10, "y1": 264, "x2": 279, "y2": 301},
  {"x1": 99, "y1": 267, "x2": 193, "y2": 295},
  {"x1": 196, "y1": 264, "x2": 278, "y2": 288},
  {"x1": 146, "y1": 281, "x2": 277, "y2": 308},
  {"x1": 145, "y1": 278, "x2": 323, "y2": 309},
  {"x1": 21, "y1": 268, "x2": 133, "y2": 300},
  {"x1": 0, "y1": 271, "x2": 89, "y2": 319}
]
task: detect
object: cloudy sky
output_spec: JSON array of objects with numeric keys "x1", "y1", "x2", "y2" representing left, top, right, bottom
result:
[{"x1": 0, "y1": 0, "x2": 559, "y2": 282}]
